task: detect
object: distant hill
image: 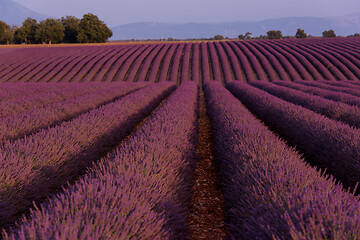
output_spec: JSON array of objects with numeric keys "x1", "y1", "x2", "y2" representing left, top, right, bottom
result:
[
  {"x1": 111, "y1": 13, "x2": 360, "y2": 40},
  {"x1": 0, "y1": 0, "x2": 48, "y2": 25}
]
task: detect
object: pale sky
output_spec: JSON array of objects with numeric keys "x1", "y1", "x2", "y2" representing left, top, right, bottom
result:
[{"x1": 12, "y1": 0, "x2": 360, "y2": 27}]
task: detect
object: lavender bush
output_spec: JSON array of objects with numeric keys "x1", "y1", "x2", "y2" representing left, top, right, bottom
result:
[
  {"x1": 220, "y1": 41, "x2": 245, "y2": 81},
  {"x1": 90, "y1": 46, "x2": 131, "y2": 82},
  {"x1": 205, "y1": 81, "x2": 360, "y2": 239},
  {"x1": 227, "y1": 81, "x2": 360, "y2": 192},
  {"x1": 296, "y1": 80, "x2": 360, "y2": 97},
  {"x1": 3, "y1": 81, "x2": 198, "y2": 239},
  {"x1": 18, "y1": 48, "x2": 89, "y2": 83},
  {"x1": 268, "y1": 41, "x2": 324, "y2": 80},
  {"x1": 227, "y1": 41, "x2": 257, "y2": 81},
  {"x1": 318, "y1": 80, "x2": 360, "y2": 89},
  {"x1": 124, "y1": 45, "x2": 157, "y2": 82},
  {"x1": 255, "y1": 41, "x2": 301, "y2": 80},
  {"x1": 0, "y1": 83, "x2": 104, "y2": 117},
  {"x1": 273, "y1": 80, "x2": 360, "y2": 107},
  {"x1": 136, "y1": 44, "x2": 163, "y2": 82},
  {"x1": 214, "y1": 42, "x2": 233, "y2": 83},
  {"x1": 158, "y1": 44, "x2": 177, "y2": 82},
  {"x1": 169, "y1": 43, "x2": 185, "y2": 83},
  {"x1": 0, "y1": 83, "x2": 148, "y2": 142},
  {"x1": 191, "y1": 42, "x2": 201, "y2": 83},
  {"x1": 234, "y1": 41, "x2": 269, "y2": 80},
  {"x1": 250, "y1": 80, "x2": 360, "y2": 128},
  {"x1": 288, "y1": 42, "x2": 359, "y2": 79},
  {"x1": 146, "y1": 44, "x2": 171, "y2": 83},
  {"x1": 249, "y1": 41, "x2": 291, "y2": 81},
  {"x1": 241, "y1": 41, "x2": 279, "y2": 81},
  {"x1": 180, "y1": 43, "x2": 192, "y2": 83},
  {"x1": 98, "y1": 45, "x2": 140, "y2": 82},
  {"x1": 67, "y1": 47, "x2": 119, "y2": 83},
  {"x1": 276, "y1": 41, "x2": 348, "y2": 80},
  {"x1": 0, "y1": 82, "x2": 175, "y2": 228},
  {"x1": 208, "y1": 42, "x2": 224, "y2": 82},
  {"x1": 0, "y1": 83, "x2": 66, "y2": 101},
  {"x1": 34, "y1": 47, "x2": 98, "y2": 82},
  {"x1": 200, "y1": 42, "x2": 212, "y2": 82},
  {"x1": 56, "y1": 47, "x2": 111, "y2": 83}
]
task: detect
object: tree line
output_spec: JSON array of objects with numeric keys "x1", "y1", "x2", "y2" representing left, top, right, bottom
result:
[
  {"x1": 264, "y1": 29, "x2": 360, "y2": 39},
  {"x1": 213, "y1": 29, "x2": 360, "y2": 41},
  {"x1": 265, "y1": 29, "x2": 338, "y2": 39},
  {"x1": 247, "y1": 29, "x2": 359, "y2": 39},
  {"x1": 0, "y1": 13, "x2": 112, "y2": 44}
]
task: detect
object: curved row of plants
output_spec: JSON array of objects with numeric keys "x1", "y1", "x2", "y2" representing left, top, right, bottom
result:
[{"x1": 0, "y1": 38, "x2": 360, "y2": 83}]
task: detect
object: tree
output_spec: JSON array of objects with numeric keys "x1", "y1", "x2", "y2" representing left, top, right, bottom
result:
[
  {"x1": 245, "y1": 32, "x2": 252, "y2": 39},
  {"x1": 77, "y1": 13, "x2": 112, "y2": 43},
  {"x1": 14, "y1": 18, "x2": 38, "y2": 44},
  {"x1": 354, "y1": 33, "x2": 360, "y2": 37},
  {"x1": 295, "y1": 28, "x2": 307, "y2": 38},
  {"x1": 267, "y1": 30, "x2": 282, "y2": 39},
  {"x1": 0, "y1": 21, "x2": 14, "y2": 44},
  {"x1": 214, "y1": 35, "x2": 224, "y2": 40},
  {"x1": 258, "y1": 35, "x2": 268, "y2": 39},
  {"x1": 322, "y1": 29, "x2": 336, "y2": 38},
  {"x1": 238, "y1": 32, "x2": 251, "y2": 40},
  {"x1": 35, "y1": 18, "x2": 65, "y2": 44},
  {"x1": 61, "y1": 16, "x2": 80, "y2": 43}
]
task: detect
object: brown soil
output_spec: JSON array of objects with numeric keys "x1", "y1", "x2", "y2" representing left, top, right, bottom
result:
[{"x1": 188, "y1": 89, "x2": 228, "y2": 239}]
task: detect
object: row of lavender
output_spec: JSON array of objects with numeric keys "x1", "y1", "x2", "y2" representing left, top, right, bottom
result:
[
  {"x1": 0, "y1": 82, "x2": 151, "y2": 142},
  {"x1": 0, "y1": 82, "x2": 122, "y2": 117},
  {"x1": 3, "y1": 81, "x2": 360, "y2": 239},
  {"x1": 3, "y1": 80, "x2": 360, "y2": 238},
  {"x1": 205, "y1": 81, "x2": 360, "y2": 239},
  {"x1": 228, "y1": 80, "x2": 360, "y2": 191},
  {"x1": 0, "y1": 82, "x2": 174, "y2": 227},
  {"x1": 2, "y1": 82, "x2": 199, "y2": 239},
  {"x1": 1, "y1": 37, "x2": 360, "y2": 83},
  {"x1": 209, "y1": 79, "x2": 360, "y2": 238}
]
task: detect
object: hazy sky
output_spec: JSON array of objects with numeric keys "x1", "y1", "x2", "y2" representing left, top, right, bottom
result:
[{"x1": 12, "y1": 0, "x2": 360, "y2": 27}]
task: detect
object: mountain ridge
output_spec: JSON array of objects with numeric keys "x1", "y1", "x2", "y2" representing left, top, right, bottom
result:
[
  {"x1": 111, "y1": 13, "x2": 360, "y2": 40},
  {"x1": 1, "y1": 0, "x2": 359, "y2": 40},
  {"x1": 0, "y1": 0, "x2": 48, "y2": 25}
]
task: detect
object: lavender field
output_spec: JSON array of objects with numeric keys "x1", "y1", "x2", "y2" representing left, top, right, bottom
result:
[
  {"x1": 0, "y1": 37, "x2": 360, "y2": 84},
  {"x1": 1, "y1": 38, "x2": 360, "y2": 239}
]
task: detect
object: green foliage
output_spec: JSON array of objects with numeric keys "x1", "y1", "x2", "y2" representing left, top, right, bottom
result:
[
  {"x1": 4, "y1": 13, "x2": 111, "y2": 45},
  {"x1": 77, "y1": 13, "x2": 112, "y2": 43},
  {"x1": 283, "y1": 35, "x2": 295, "y2": 39},
  {"x1": 258, "y1": 35, "x2": 268, "y2": 39},
  {"x1": 295, "y1": 28, "x2": 307, "y2": 38},
  {"x1": 61, "y1": 16, "x2": 80, "y2": 43},
  {"x1": 0, "y1": 21, "x2": 14, "y2": 44},
  {"x1": 245, "y1": 32, "x2": 252, "y2": 39},
  {"x1": 14, "y1": 18, "x2": 38, "y2": 44},
  {"x1": 35, "y1": 19, "x2": 65, "y2": 44},
  {"x1": 322, "y1": 29, "x2": 336, "y2": 38},
  {"x1": 267, "y1": 30, "x2": 282, "y2": 39},
  {"x1": 239, "y1": 32, "x2": 252, "y2": 40},
  {"x1": 354, "y1": 33, "x2": 360, "y2": 37},
  {"x1": 14, "y1": 27, "x2": 26, "y2": 44},
  {"x1": 214, "y1": 35, "x2": 224, "y2": 40}
]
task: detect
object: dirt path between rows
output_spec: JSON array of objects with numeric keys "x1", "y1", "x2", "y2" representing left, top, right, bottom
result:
[{"x1": 188, "y1": 87, "x2": 228, "y2": 239}]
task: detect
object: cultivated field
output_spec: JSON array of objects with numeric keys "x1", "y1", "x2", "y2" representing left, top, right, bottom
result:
[
  {"x1": 0, "y1": 37, "x2": 359, "y2": 84},
  {"x1": 1, "y1": 38, "x2": 360, "y2": 239}
]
